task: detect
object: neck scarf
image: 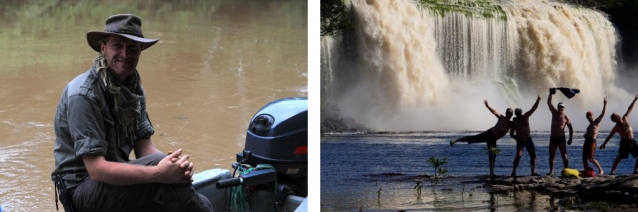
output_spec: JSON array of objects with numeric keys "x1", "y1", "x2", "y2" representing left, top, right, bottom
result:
[{"x1": 93, "y1": 55, "x2": 142, "y2": 147}]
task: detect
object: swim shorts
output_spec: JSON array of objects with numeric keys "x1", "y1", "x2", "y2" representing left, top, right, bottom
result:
[
  {"x1": 550, "y1": 136, "x2": 566, "y2": 145},
  {"x1": 516, "y1": 137, "x2": 535, "y2": 151},
  {"x1": 467, "y1": 129, "x2": 498, "y2": 147},
  {"x1": 582, "y1": 134, "x2": 596, "y2": 160},
  {"x1": 617, "y1": 138, "x2": 638, "y2": 159}
]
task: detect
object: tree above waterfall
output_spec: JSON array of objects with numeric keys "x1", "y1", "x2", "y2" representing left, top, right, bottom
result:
[
  {"x1": 567, "y1": 0, "x2": 638, "y2": 8},
  {"x1": 320, "y1": 0, "x2": 354, "y2": 36}
]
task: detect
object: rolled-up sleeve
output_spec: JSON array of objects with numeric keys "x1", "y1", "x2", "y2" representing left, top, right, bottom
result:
[{"x1": 66, "y1": 95, "x2": 109, "y2": 157}]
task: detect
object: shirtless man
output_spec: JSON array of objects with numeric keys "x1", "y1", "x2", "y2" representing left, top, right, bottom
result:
[
  {"x1": 600, "y1": 94, "x2": 638, "y2": 175},
  {"x1": 583, "y1": 97, "x2": 607, "y2": 176},
  {"x1": 450, "y1": 100, "x2": 512, "y2": 178},
  {"x1": 509, "y1": 95, "x2": 541, "y2": 177},
  {"x1": 547, "y1": 88, "x2": 574, "y2": 176}
]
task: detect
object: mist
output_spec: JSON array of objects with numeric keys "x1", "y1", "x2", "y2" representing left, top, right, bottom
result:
[{"x1": 321, "y1": 0, "x2": 638, "y2": 132}]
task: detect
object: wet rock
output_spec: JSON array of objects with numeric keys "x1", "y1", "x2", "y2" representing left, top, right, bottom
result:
[
  {"x1": 531, "y1": 178, "x2": 544, "y2": 184},
  {"x1": 616, "y1": 175, "x2": 638, "y2": 188},
  {"x1": 489, "y1": 174, "x2": 638, "y2": 205},
  {"x1": 546, "y1": 182, "x2": 565, "y2": 189},
  {"x1": 545, "y1": 187, "x2": 560, "y2": 193},
  {"x1": 487, "y1": 185, "x2": 512, "y2": 194},
  {"x1": 513, "y1": 176, "x2": 535, "y2": 184}
]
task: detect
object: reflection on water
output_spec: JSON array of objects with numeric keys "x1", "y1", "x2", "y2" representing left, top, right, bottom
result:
[
  {"x1": 0, "y1": 0, "x2": 307, "y2": 211},
  {"x1": 321, "y1": 174, "x2": 556, "y2": 211},
  {"x1": 321, "y1": 132, "x2": 628, "y2": 211}
]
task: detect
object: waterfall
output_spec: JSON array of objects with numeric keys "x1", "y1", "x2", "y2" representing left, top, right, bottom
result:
[{"x1": 321, "y1": 0, "x2": 631, "y2": 131}]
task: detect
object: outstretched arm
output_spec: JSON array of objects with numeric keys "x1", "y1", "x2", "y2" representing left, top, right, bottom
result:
[
  {"x1": 547, "y1": 90, "x2": 557, "y2": 114},
  {"x1": 623, "y1": 94, "x2": 638, "y2": 118},
  {"x1": 484, "y1": 100, "x2": 501, "y2": 118},
  {"x1": 594, "y1": 97, "x2": 607, "y2": 125},
  {"x1": 600, "y1": 127, "x2": 617, "y2": 150},
  {"x1": 525, "y1": 95, "x2": 542, "y2": 117}
]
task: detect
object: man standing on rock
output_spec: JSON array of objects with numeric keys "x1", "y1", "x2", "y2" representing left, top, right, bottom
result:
[
  {"x1": 600, "y1": 94, "x2": 638, "y2": 175},
  {"x1": 509, "y1": 95, "x2": 542, "y2": 177},
  {"x1": 547, "y1": 88, "x2": 574, "y2": 176},
  {"x1": 583, "y1": 97, "x2": 607, "y2": 176},
  {"x1": 450, "y1": 100, "x2": 512, "y2": 178}
]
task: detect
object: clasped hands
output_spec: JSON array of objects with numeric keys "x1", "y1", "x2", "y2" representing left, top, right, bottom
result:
[{"x1": 156, "y1": 149, "x2": 195, "y2": 184}]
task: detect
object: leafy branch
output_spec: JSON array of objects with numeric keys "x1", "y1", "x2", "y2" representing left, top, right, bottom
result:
[
  {"x1": 418, "y1": 0, "x2": 507, "y2": 21},
  {"x1": 320, "y1": 0, "x2": 355, "y2": 36},
  {"x1": 484, "y1": 146, "x2": 501, "y2": 155},
  {"x1": 426, "y1": 156, "x2": 448, "y2": 185}
]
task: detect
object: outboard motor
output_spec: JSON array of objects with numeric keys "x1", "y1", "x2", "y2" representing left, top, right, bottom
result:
[{"x1": 216, "y1": 97, "x2": 307, "y2": 211}]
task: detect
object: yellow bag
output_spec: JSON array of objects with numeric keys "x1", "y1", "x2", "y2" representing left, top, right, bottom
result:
[{"x1": 561, "y1": 168, "x2": 580, "y2": 178}]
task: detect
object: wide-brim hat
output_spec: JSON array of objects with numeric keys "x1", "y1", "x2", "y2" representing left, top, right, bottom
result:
[{"x1": 86, "y1": 14, "x2": 158, "y2": 52}]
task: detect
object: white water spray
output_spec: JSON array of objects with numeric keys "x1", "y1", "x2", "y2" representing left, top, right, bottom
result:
[{"x1": 321, "y1": 0, "x2": 634, "y2": 131}]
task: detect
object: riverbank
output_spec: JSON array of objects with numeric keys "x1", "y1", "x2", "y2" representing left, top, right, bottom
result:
[
  {"x1": 321, "y1": 132, "x2": 638, "y2": 211},
  {"x1": 486, "y1": 174, "x2": 638, "y2": 211}
]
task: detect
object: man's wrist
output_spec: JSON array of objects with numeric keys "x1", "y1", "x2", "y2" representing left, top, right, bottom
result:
[{"x1": 148, "y1": 165, "x2": 161, "y2": 183}]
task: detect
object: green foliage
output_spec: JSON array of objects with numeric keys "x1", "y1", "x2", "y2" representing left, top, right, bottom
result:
[
  {"x1": 418, "y1": 0, "x2": 507, "y2": 21},
  {"x1": 414, "y1": 179, "x2": 423, "y2": 195},
  {"x1": 484, "y1": 146, "x2": 502, "y2": 155},
  {"x1": 426, "y1": 156, "x2": 448, "y2": 185},
  {"x1": 321, "y1": 0, "x2": 355, "y2": 36}
]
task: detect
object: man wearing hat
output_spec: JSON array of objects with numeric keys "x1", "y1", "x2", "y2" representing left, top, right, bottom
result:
[
  {"x1": 600, "y1": 94, "x2": 638, "y2": 175},
  {"x1": 51, "y1": 14, "x2": 213, "y2": 212},
  {"x1": 547, "y1": 89, "x2": 574, "y2": 176}
]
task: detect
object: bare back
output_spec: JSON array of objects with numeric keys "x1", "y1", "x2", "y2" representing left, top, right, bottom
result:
[
  {"x1": 511, "y1": 116, "x2": 531, "y2": 139},
  {"x1": 492, "y1": 116, "x2": 511, "y2": 138},
  {"x1": 614, "y1": 116, "x2": 634, "y2": 139},
  {"x1": 615, "y1": 95, "x2": 638, "y2": 139}
]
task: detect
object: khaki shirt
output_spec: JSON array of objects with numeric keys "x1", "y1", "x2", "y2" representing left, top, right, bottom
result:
[{"x1": 51, "y1": 67, "x2": 154, "y2": 189}]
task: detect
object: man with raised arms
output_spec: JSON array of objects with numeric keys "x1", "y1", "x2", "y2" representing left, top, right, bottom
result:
[
  {"x1": 583, "y1": 97, "x2": 607, "y2": 176},
  {"x1": 600, "y1": 94, "x2": 638, "y2": 175},
  {"x1": 547, "y1": 88, "x2": 574, "y2": 176},
  {"x1": 509, "y1": 95, "x2": 542, "y2": 177}
]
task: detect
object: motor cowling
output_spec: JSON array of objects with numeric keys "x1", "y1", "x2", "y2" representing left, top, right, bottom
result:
[{"x1": 237, "y1": 97, "x2": 308, "y2": 183}]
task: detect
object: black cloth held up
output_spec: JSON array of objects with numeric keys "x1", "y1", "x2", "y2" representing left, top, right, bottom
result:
[
  {"x1": 556, "y1": 87, "x2": 580, "y2": 99},
  {"x1": 550, "y1": 87, "x2": 580, "y2": 99}
]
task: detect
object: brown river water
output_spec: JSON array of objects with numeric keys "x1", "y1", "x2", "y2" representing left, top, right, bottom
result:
[{"x1": 0, "y1": 1, "x2": 307, "y2": 211}]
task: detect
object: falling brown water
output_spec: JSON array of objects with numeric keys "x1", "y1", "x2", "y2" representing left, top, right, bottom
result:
[{"x1": 0, "y1": 1, "x2": 307, "y2": 211}]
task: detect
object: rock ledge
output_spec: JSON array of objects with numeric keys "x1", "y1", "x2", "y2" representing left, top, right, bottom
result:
[{"x1": 487, "y1": 174, "x2": 638, "y2": 205}]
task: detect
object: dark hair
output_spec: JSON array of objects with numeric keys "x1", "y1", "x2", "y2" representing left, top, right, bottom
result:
[
  {"x1": 98, "y1": 35, "x2": 111, "y2": 45},
  {"x1": 514, "y1": 108, "x2": 522, "y2": 116}
]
